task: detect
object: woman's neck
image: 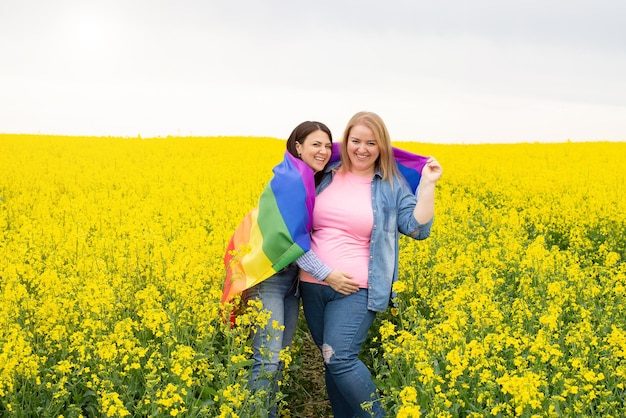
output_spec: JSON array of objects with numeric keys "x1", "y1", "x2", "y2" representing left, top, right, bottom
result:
[{"x1": 343, "y1": 165, "x2": 374, "y2": 178}]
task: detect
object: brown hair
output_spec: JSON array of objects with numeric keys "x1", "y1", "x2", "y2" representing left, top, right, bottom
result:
[
  {"x1": 286, "y1": 121, "x2": 333, "y2": 158},
  {"x1": 286, "y1": 120, "x2": 333, "y2": 185}
]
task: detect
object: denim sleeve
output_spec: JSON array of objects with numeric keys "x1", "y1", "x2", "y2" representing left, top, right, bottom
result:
[
  {"x1": 295, "y1": 250, "x2": 331, "y2": 281},
  {"x1": 411, "y1": 216, "x2": 433, "y2": 239}
]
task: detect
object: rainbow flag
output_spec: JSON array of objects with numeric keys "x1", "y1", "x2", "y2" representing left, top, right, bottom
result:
[
  {"x1": 222, "y1": 151, "x2": 315, "y2": 302},
  {"x1": 390, "y1": 146, "x2": 429, "y2": 194},
  {"x1": 221, "y1": 144, "x2": 428, "y2": 303}
]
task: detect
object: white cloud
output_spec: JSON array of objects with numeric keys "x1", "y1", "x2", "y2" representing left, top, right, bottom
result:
[{"x1": 1, "y1": 0, "x2": 624, "y2": 142}]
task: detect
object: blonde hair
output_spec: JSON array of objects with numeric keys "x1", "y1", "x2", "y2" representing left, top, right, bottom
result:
[{"x1": 340, "y1": 111, "x2": 400, "y2": 182}]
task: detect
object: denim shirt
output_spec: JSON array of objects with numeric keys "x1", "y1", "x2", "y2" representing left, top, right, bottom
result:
[{"x1": 316, "y1": 163, "x2": 433, "y2": 312}]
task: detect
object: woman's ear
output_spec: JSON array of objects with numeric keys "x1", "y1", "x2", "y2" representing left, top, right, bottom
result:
[{"x1": 295, "y1": 141, "x2": 302, "y2": 157}]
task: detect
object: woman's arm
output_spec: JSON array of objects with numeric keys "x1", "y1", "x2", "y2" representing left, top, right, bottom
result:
[
  {"x1": 413, "y1": 157, "x2": 442, "y2": 224},
  {"x1": 296, "y1": 251, "x2": 331, "y2": 281},
  {"x1": 296, "y1": 251, "x2": 359, "y2": 295}
]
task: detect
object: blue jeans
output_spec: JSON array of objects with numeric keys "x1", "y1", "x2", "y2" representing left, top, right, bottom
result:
[
  {"x1": 301, "y1": 282, "x2": 384, "y2": 418},
  {"x1": 242, "y1": 263, "x2": 300, "y2": 418}
]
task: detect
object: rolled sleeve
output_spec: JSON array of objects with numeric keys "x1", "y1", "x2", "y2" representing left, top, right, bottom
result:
[{"x1": 408, "y1": 215, "x2": 433, "y2": 239}]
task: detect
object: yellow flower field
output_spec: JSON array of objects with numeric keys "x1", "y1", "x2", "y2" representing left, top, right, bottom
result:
[{"x1": 1, "y1": 134, "x2": 625, "y2": 417}]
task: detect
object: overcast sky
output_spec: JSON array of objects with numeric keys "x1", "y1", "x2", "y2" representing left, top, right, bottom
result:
[{"x1": 1, "y1": 0, "x2": 624, "y2": 143}]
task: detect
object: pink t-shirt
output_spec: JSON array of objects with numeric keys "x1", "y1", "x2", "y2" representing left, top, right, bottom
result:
[{"x1": 300, "y1": 169, "x2": 373, "y2": 288}]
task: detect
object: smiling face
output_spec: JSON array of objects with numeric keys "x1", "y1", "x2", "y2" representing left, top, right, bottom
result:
[
  {"x1": 295, "y1": 130, "x2": 332, "y2": 173},
  {"x1": 345, "y1": 124, "x2": 380, "y2": 177}
]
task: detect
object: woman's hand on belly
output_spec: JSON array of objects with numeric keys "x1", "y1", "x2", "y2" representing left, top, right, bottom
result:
[{"x1": 323, "y1": 270, "x2": 360, "y2": 295}]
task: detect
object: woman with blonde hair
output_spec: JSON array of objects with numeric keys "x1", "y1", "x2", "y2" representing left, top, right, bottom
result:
[{"x1": 300, "y1": 111, "x2": 443, "y2": 417}]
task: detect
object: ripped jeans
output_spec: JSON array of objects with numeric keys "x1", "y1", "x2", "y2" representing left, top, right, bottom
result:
[{"x1": 301, "y1": 283, "x2": 384, "y2": 418}]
